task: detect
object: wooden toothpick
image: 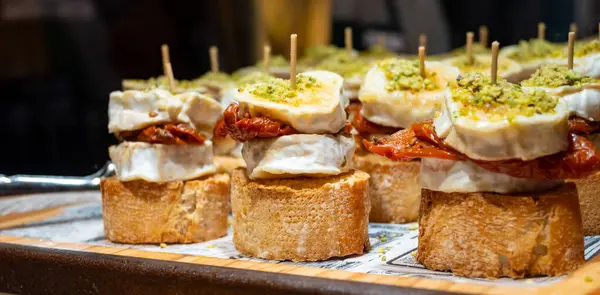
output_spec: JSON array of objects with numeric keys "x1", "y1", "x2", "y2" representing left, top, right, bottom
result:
[
  {"x1": 160, "y1": 44, "x2": 175, "y2": 91},
  {"x1": 466, "y1": 32, "x2": 474, "y2": 65},
  {"x1": 568, "y1": 32, "x2": 575, "y2": 70},
  {"x1": 164, "y1": 62, "x2": 176, "y2": 90},
  {"x1": 491, "y1": 41, "x2": 499, "y2": 84},
  {"x1": 290, "y1": 34, "x2": 297, "y2": 90},
  {"x1": 345, "y1": 27, "x2": 353, "y2": 54},
  {"x1": 538, "y1": 22, "x2": 546, "y2": 41},
  {"x1": 209, "y1": 46, "x2": 219, "y2": 73},
  {"x1": 479, "y1": 26, "x2": 488, "y2": 48},
  {"x1": 419, "y1": 34, "x2": 427, "y2": 48},
  {"x1": 418, "y1": 46, "x2": 426, "y2": 78},
  {"x1": 263, "y1": 45, "x2": 271, "y2": 73}
]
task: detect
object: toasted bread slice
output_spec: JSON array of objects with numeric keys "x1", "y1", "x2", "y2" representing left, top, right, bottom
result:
[
  {"x1": 230, "y1": 168, "x2": 370, "y2": 261},
  {"x1": 569, "y1": 171, "x2": 600, "y2": 235},
  {"x1": 418, "y1": 183, "x2": 584, "y2": 278},
  {"x1": 353, "y1": 153, "x2": 420, "y2": 223},
  {"x1": 100, "y1": 174, "x2": 230, "y2": 244}
]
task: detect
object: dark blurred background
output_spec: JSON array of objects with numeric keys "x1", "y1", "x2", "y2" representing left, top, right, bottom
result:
[{"x1": 0, "y1": 0, "x2": 599, "y2": 175}]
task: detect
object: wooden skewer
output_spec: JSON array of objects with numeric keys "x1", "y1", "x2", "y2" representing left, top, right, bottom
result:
[
  {"x1": 345, "y1": 27, "x2": 353, "y2": 54},
  {"x1": 164, "y1": 62, "x2": 176, "y2": 90},
  {"x1": 209, "y1": 46, "x2": 219, "y2": 73},
  {"x1": 418, "y1": 46, "x2": 426, "y2": 78},
  {"x1": 479, "y1": 26, "x2": 488, "y2": 48},
  {"x1": 491, "y1": 41, "x2": 499, "y2": 84},
  {"x1": 598, "y1": 23, "x2": 599, "y2": 40},
  {"x1": 376, "y1": 35, "x2": 385, "y2": 48},
  {"x1": 263, "y1": 45, "x2": 271, "y2": 73},
  {"x1": 570, "y1": 23, "x2": 578, "y2": 37},
  {"x1": 538, "y1": 22, "x2": 546, "y2": 41},
  {"x1": 161, "y1": 44, "x2": 170, "y2": 65},
  {"x1": 160, "y1": 44, "x2": 176, "y2": 91},
  {"x1": 568, "y1": 32, "x2": 575, "y2": 70},
  {"x1": 290, "y1": 34, "x2": 297, "y2": 90},
  {"x1": 466, "y1": 32, "x2": 474, "y2": 65},
  {"x1": 419, "y1": 34, "x2": 427, "y2": 48}
]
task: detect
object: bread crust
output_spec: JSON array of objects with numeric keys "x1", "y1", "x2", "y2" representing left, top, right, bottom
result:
[
  {"x1": 214, "y1": 155, "x2": 246, "y2": 175},
  {"x1": 353, "y1": 153, "x2": 420, "y2": 223},
  {"x1": 417, "y1": 183, "x2": 585, "y2": 278},
  {"x1": 569, "y1": 171, "x2": 600, "y2": 235},
  {"x1": 231, "y1": 168, "x2": 371, "y2": 261},
  {"x1": 100, "y1": 174, "x2": 230, "y2": 244}
]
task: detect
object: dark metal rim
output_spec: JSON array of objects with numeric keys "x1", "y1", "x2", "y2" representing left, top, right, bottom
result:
[{"x1": 0, "y1": 242, "x2": 461, "y2": 295}]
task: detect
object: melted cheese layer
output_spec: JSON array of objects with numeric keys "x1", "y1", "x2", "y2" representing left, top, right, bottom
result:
[
  {"x1": 109, "y1": 141, "x2": 216, "y2": 182},
  {"x1": 420, "y1": 158, "x2": 562, "y2": 193},
  {"x1": 358, "y1": 61, "x2": 459, "y2": 129},
  {"x1": 523, "y1": 83, "x2": 600, "y2": 121},
  {"x1": 108, "y1": 89, "x2": 223, "y2": 138},
  {"x1": 434, "y1": 88, "x2": 570, "y2": 161},
  {"x1": 235, "y1": 70, "x2": 348, "y2": 134},
  {"x1": 242, "y1": 134, "x2": 355, "y2": 179}
]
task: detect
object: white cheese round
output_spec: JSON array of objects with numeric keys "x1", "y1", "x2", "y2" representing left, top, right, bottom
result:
[
  {"x1": 358, "y1": 61, "x2": 459, "y2": 129},
  {"x1": 420, "y1": 158, "x2": 562, "y2": 194},
  {"x1": 434, "y1": 88, "x2": 570, "y2": 161},
  {"x1": 109, "y1": 141, "x2": 216, "y2": 182},
  {"x1": 523, "y1": 83, "x2": 600, "y2": 121},
  {"x1": 235, "y1": 70, "x2": 348, "y2": 134},
  {"x1": 108, "y1": 89, "x2": 223, "y2": 138},
  {"x1": 575, "y1": 52, "x2": 600, "y2": 79},
  {"x1": 442, "y1": 54, "x2": 523, "y2": 83},
  {"x1": 242, "y1": 134, "x2": 355, "y2": 179}
]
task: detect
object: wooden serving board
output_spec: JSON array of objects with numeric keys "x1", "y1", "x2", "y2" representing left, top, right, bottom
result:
[{"x1": 1, "y1": 191, "x2": 600, "y2": 295}]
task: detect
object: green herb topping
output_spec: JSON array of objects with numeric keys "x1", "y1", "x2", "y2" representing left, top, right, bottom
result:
[
  {"x1": 255, "y1": 55, "x2": 289, "y2": 68},
  {"x1": 451, "y1": 56, "x2": 510, "y2": 73},
  {"x1": 508, "y1": 39, "x2": 562, "y2": 62},
  {"x1": 575, "y1": 39, "x2": 600, "y2": 57},
  {"x1": 451, "y1": 43, "x2": 489, "y2": 56},
  {"x1": 452, "y1": 72, "x2": 558, "y2": 122},
  {"x1": 240, "y1": 74, "x2": 323, "y2": 106},
  {"x1": 315, "y1": 52, "x2": 371, "y2": 79},
  {"x1": 521, "y1": 64, "x2": 595, "y2": 87},
  {"x1": 377, "y1": 58, "x2": 440, "y2": 92}
]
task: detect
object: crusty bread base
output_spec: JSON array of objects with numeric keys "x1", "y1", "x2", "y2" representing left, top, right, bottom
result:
[
  {"x1": 353, "y1": 153, "x2": 420, "y2": 223},
  {"x1": 418, "y1": 184, "x2": 585, "y2": 278},
  {"x1": 231, "y1": 168, "x2": 371, "y2": 262},
  {"x1": 569, "y1": 171, "x2": 600, "y2": 235},
  {"x1": 214, "y1": 155, "x2": 246, "y2": 175},
  {"x1": 101, "y1": 174, "x2": 230, "y2": 244}
]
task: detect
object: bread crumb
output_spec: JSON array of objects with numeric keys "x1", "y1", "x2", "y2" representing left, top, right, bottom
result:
[
  {"x1": 585, "y1": 276, "x2": 593, "y2": 282},
  {"x1": 408, "y1": 224, "x2": 418, "y2": 230},
  {"x1": 206, "y1": 243, "x2": 215, "y2": 248},
  {"x1": 159, "y1": 243, "x2": 167, "y2": 248}
]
